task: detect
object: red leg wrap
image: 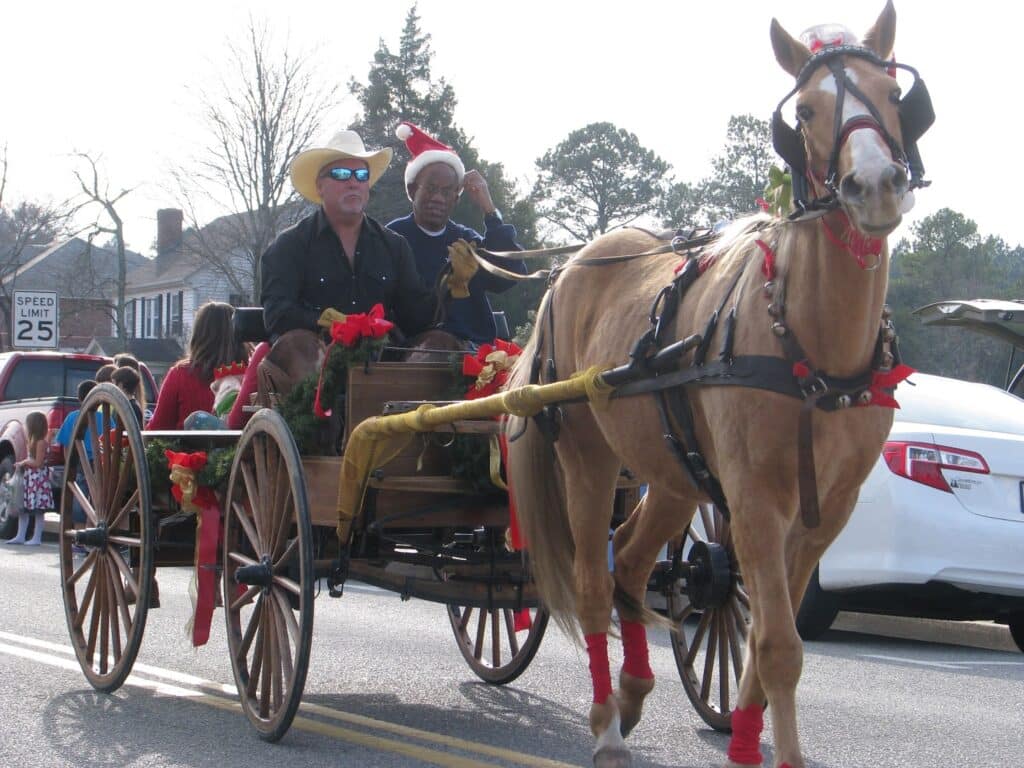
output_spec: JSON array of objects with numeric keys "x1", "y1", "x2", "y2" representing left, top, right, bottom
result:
[
  {"x1": 585, "y1": 633, "x2": 613, "y2": 704},
  {"x1": 620, "y1": 619, "x2": 654, "y2": 679},
  {"x1": 726, "y1": 703, "x2": 764, "y2": 766}
]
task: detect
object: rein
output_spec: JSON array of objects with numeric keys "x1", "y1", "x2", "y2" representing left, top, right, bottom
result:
[{"x1": 469, "y1": 228, "x2": 721, "y2": 284}]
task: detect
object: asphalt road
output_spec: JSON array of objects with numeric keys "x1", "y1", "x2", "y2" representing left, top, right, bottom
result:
[{"x1": 1, "y1": 542, "x2": 1021, "y2": 768}]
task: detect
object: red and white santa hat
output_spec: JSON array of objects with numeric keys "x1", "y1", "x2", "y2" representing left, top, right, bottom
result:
[{"x1": 396, "y1": 121, "x2": 466, "y2": 198}]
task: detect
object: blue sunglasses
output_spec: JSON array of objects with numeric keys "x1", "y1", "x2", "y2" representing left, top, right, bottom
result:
[{"x1": 325, "y1": 167, "x2": 370, "y2": 183}]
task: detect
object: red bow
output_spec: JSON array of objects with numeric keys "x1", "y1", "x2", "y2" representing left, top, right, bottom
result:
[
  {"x1": 463, "y1": 339, "x2": 522, "y2": 400},
  {"x1": 861, "y1": 364, "x2": 915, "y2": 409},
  {"x1": 329, "y1": 303, "x2": 394, "y2": 347},
  {"x1": 165, "y1": 450, "x2": 207, "y2": 471},
  {"x1": 314, "y1": 303, "x2": 394, "y2": 418}
]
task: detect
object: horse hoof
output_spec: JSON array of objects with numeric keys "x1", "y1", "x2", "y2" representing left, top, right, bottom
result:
[
  {"x1": 594, "y1": 746, "x2": 633, "y2": 768},
  {"x1": 615, "y1": 673, "x2": 655, "y2": 737}
]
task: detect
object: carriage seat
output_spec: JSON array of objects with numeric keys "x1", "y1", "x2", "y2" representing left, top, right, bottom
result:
[
  {"x1": 232, "y1": 307, "x2": 269, "y2": 345},
  {"x1": 492, "y1": 310, "x2": 511, "y2": 341},
  {"x1": 232, "y1": 305, "x2": 512, "y2": 345}
]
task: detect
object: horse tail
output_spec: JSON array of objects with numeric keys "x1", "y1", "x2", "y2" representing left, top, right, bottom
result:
[{"x1": 505, "y1": 289, "x2": 579, "y2": 641}]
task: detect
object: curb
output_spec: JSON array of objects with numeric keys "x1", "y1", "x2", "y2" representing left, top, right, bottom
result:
[{"x1": 832, "y1": 611, "x2": 1019, "y2": 653}]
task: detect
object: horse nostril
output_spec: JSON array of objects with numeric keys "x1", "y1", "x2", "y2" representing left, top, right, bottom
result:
[
  {"x1": 883, "y1": 164, "x2": 909, "y2": 194},
  {"x1": 839, "y1": 173, "x2": 864, "y2": 203}
]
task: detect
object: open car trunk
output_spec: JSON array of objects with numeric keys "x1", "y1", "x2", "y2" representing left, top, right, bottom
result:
[{"x1": 914, "y1": 299, "x2": 1024, "y2": 393}]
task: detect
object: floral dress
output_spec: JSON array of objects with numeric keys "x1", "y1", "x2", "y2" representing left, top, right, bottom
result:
[{"x1": 23, "y1": 442, "x2": 55, "y2": 511}]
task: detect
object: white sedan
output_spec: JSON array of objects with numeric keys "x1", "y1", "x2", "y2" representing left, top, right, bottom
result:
[{"x1": 797, "y1": 372, "x2": 1024, "y2": 652}]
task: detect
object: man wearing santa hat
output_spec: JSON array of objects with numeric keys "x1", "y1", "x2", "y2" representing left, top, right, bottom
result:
[{"x1": 388, "y1": 122, "x2": 527, "y2": 346}]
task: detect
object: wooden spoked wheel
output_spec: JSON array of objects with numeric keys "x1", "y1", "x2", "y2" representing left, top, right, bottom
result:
[
  {"x1": 223, "y1": 409, "x2": 314, "y2": 742},
  {"x1": 58, "y1": 384, "x2": 153, "y2": 693},
  {"x1": 446, "y1": 599, "x2": 549, "y2": 684},
  {"x1": 666, "y1": 504, "x2": 750, "y2": 732}
]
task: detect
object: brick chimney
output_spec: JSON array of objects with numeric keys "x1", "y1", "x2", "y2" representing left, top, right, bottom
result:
[{"x1": 156, "y1": 208, "x2": 183, "y2": 256}]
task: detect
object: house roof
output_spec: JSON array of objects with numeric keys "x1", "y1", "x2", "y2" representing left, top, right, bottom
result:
[
  {"x1": 125, "y1": 203, "x2": 309, "y2": 293},
  {"x1": 2, "y1": 237, "x2": 146, "y2": 297},
  {"x1": 87, "y1": 336, "x2": 184, "y2": 364}
]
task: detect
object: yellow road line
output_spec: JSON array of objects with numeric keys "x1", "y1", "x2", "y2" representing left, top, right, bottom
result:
[{"x1": 0, "y1": 631, "x2": 581, "y2": 767}]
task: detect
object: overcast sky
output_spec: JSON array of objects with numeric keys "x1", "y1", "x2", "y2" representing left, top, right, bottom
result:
[{"x1": 2, "y1": 1, "x2": 1018, "y2": 256}]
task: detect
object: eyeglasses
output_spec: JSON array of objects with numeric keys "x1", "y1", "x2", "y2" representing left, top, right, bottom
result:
[{"x1": 324, "y1": 167, "x2": 370, "y2": 183}]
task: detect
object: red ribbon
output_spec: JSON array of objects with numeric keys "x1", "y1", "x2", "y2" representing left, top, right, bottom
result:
[
  {"x1": 821, "y1": 211, "x2": 883, "y2": 268},
  {"x1": 165, "y1": 450, "x2": 220, "y2": 646},
  {"x1": 755, "y1": 239, "x2": 776, "y2": 280},
  {"x1": 861, "y1": 363, "x2": 915, "y2": 408},
  {"x1": 314, "y1": 303, "x2": 395, "y2": 418}
]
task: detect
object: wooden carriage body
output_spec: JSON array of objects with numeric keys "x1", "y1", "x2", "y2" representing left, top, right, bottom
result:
[{"x1": 55, "y1": 352, "x2": 730, "y2": 744}]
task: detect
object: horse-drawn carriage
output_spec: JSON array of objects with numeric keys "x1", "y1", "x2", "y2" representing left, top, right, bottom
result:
[
  {"x1": 56, "y1": 4, "x2": 933, "y2": 766},
  {"x1": 54, "y1": 308, "x2": 749, "y2": 743}
]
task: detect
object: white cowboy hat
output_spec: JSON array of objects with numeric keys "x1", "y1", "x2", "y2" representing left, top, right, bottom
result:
[{"x1": 290, "y1": 130, "x2": 393, "y2": 204}]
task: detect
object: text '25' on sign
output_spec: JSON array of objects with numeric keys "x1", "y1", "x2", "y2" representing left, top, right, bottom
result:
[{"x1": 12, "y1": 290, "x2": 59, "y2": 349}]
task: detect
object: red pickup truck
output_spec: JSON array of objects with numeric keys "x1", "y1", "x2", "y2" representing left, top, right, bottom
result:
[{"x1": 0, "y1": 351, "x2": 158, "y2": 539}]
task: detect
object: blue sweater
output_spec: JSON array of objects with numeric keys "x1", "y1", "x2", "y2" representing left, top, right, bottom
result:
[{"x1": 387, "y1": 214, "x2": 528, "y2": 344}]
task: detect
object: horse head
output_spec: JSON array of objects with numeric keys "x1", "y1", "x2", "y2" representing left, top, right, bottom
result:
[{"x1": 770, "y1": 1, "x2": 933, "y2": 237}]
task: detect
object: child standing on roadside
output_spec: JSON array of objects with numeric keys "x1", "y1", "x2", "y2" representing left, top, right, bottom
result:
[{"x1": 6, "y1": 411, "x2": 54, "y2": 546}]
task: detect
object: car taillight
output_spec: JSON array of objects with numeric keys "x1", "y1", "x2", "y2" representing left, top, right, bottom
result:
[
  {"x1": 882, "y1": 441, "x2": 989, "y2": 493},
  {"x1": 46, "y1": 407, "x2": 66, "y2": 465}
]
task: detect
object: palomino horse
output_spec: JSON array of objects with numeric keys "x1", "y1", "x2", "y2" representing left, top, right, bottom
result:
[{"x1": 507, "y1": 4, "x2": 929, "y2": 767}]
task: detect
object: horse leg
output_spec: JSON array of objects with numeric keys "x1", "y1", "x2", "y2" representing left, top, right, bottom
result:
[
  {"x1": 609, "y1": 488, "x2": 695, "y2": 737},
  {"x1": 726, "y1": 622, "x2": 767, "y2": 768},
  {"x1": 559, "y1": 438, "x2": 630, "y2": 767},
  {"x1": 727, "y1": 502, "x2": 805, "y2": 768}
]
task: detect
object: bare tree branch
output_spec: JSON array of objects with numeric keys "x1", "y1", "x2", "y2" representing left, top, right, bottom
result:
[
  {"x1": 169, "y1": 18, "x2": 336, "y2": 302},
  {"x1": 71, "y1": 151, "x2": 136, "y2": 347}
]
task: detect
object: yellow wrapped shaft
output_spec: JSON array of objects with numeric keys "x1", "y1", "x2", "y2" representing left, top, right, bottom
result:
[{"x1": 335, "y1": 366, "x2": 613, "y2": 542}]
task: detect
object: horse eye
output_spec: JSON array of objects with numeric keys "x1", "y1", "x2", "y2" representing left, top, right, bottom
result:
[
  {"x1": 796, "y1": 105, "x2": 814, "y2": 122},
  {"x1": 889, "y1": 88, "x2": 902, "y2": 104}
]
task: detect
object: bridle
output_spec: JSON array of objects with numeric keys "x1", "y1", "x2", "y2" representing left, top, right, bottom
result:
[{"x1": 771, "y1": 44, "x2": 935, "y2": 219}]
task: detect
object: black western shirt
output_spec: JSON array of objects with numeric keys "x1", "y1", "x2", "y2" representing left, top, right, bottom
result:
[{"x1": 260, "y1": 209, "x2": 437, "y2": 340}]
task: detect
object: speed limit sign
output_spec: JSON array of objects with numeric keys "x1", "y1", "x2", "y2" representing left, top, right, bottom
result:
[{"x1": 12, "y1": 290, "x2": 59, "y2": 349}]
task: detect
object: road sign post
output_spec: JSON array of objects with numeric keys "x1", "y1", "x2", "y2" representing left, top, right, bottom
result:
[{"x1": 12, "y1": 290, "x2": 59, "y2": 349}]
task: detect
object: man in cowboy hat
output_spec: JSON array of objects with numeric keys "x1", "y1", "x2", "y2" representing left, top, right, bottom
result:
[
  {"x1": 388, "y1": 121, "x2": 527, "y2": 346},
  {"x1": 260, "y1": 129, "x2": 436, "y2": 340}
]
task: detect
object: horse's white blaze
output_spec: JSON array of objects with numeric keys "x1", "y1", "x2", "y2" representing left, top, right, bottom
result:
[
  {"x1": 819, "y1": 67, "x2": 897, "y2": 191},
  {"x1": 848, "y1": 130, "x2": 894, "y2": 181}
]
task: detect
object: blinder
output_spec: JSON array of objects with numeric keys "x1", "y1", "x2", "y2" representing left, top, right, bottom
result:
[{"x1": 771, "y1": 44, "x2": 934, "y2": 217}]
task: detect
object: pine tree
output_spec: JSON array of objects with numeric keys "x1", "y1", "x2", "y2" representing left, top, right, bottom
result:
[{"x1": 348, "y1": 4, "x2": 542, "y2": 328}]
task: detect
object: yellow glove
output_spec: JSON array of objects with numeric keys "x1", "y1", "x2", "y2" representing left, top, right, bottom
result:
[
  {"x1": 446, "y1": 239, "x2": 479, "y2": 299},
  {"x1": 317, "y1": 308, "x2": 348, "y2": 329}
]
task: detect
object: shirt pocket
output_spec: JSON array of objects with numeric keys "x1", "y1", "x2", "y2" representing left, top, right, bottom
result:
[{"x1": 361, "y1": 267, "x2": 396, "y2": 307}]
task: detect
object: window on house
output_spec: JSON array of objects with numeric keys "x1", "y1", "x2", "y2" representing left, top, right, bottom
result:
[
  {"x1": 170, "y1": 291, "x2": 183, "y2": 336},
  {"x1": 125, "y1": 300, "x2": 136, "y2": 339},
  {"x1": 146, "y1": 296, "x2": 163, "y2": 338}
]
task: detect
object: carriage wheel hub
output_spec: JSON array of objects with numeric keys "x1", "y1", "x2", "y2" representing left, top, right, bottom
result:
[
  {"x1": 684, "y1": 541, "x2": 733, "y2": 610},
  {"x1": 235, "y1": 555, "x2": 274, "y2": 590},
  {"x1": 73, "y1": 523, "x2": 108, "y2": 550}
]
